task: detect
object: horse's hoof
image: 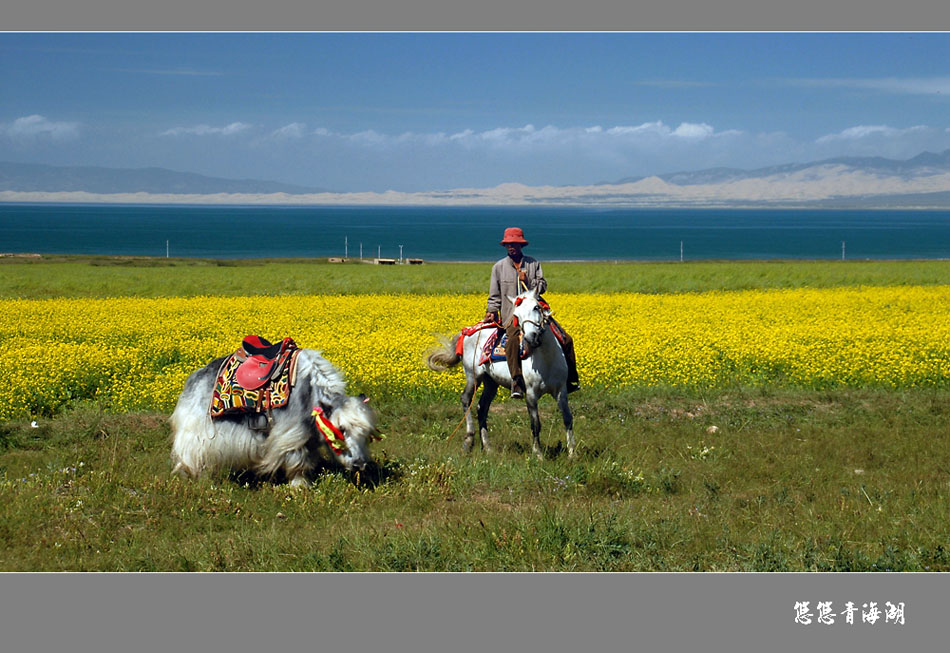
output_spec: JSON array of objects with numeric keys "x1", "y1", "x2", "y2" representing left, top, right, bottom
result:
[{"x1": 462, "y1": 437, "x2": 474, "y2": 453}]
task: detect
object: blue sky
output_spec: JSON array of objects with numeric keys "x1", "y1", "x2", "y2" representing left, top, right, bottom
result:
[{"x1": 2, "y1": 32, "x2": 950, "y2": 192}]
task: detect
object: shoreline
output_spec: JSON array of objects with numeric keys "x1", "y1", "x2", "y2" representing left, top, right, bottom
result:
[
  {"x1": 4, "y1": 189, "x2": 950, "y2": 211},
  {"x1": 5, "y1": 198, "x2": 950, "y2": 212}
]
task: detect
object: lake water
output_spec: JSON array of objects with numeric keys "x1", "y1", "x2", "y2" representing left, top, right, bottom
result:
[{"x1": 2, "y1": 203, "x2": 950, "y2": 261}]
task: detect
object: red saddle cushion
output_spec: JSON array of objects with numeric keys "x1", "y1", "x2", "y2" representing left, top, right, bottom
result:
[{"x1": 235, "y1": 355, "x2": 278, "y2": 390}]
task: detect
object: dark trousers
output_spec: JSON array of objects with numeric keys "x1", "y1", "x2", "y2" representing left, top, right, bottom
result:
[
  {"x1": 506, "y1": 321, "x2": 579, "y2": 392},
  {"x1": 558, "y1": 327, "x2": 579, "y2": 385},
  {"x1": 505, "y1": 323, "x2": 525, "y2": 392}
]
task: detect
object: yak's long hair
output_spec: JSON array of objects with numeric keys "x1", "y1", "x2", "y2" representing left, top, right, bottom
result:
[{"x1": 170, "y1": 349, "x2": 378, "y2": 487}]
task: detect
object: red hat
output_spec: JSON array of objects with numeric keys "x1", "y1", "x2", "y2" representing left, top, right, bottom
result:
[{"x1": 500, "y1": 227, "x2": 529, "y2": 246}]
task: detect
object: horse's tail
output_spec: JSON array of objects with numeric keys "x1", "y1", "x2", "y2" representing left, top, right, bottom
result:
[{"x1": 426, "y1": 333, "x2": 462, "y2": 371}]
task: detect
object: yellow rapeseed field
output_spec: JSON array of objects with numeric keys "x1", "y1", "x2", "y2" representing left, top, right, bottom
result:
[{"x1": 2, "y1": 286, "x2": 949, "y2": 420}]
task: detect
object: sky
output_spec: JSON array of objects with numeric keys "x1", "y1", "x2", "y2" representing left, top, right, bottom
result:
[{"x1": 3, "y1": 32, "x2": 950, "y2": 192}]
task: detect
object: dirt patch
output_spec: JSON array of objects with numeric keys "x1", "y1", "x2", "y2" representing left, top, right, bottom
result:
[
  {"x1": 632, "y1": 401, "x2": 708, "y2": 420},
  {"x1": 468, "y1": 489, "x2": 516, "y2": 512}
]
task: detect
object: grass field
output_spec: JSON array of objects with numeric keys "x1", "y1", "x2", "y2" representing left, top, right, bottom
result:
[
  {"x1": 2, "y1": 256, "x2": 948, "y2": 571},
  {"x1": 3, "y1": 255, "x2": 950, "y2": 297}
]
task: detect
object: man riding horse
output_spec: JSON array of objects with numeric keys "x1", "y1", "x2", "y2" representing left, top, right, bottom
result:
[{"x1": 484, "y1": 227, "x2": 580, "y2": 399}]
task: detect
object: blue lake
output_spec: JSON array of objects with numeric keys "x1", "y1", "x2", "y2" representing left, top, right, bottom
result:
[{"x1": 2, "y1": 203, "x2": 950, "y2": 261}]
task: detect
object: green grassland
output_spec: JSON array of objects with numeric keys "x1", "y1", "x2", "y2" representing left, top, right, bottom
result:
[
  {"x1": 2, "y1": 257, "x2": 949, "y2": 571},
  {"x1": 3, "y1": 254, "x2": 950, "y2": 297},
  {"x1": 2, "y1": 389, "x2": 947, "y2": 571}
]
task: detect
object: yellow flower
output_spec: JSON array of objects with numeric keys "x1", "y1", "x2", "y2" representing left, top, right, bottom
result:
[{"x1": 1, "y1": 286, "x2": 948, "y2": 419}]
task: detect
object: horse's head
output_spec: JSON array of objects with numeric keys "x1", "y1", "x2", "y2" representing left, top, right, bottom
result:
[
  {"x1": 324, "y1": 394, "x2": 381, "y2": 472},
  {"x1": 508, "y1": 286, "x2": 551, "y2": 350}
]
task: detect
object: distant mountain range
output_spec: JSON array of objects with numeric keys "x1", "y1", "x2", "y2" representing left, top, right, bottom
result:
[
  {"x1": 3, "y1": 151, "x2": 950, "y2": 207},
  {"x1": 0, "y1": 162, "x2": 329, "y2": 195},
  {"x1": 608, "y1": 149, "x2": 950, "y2": 187}
]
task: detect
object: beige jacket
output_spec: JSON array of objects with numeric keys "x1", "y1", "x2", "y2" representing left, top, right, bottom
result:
[{"x1": 486, "y1": 255, "x2": 547, "y2": 326}]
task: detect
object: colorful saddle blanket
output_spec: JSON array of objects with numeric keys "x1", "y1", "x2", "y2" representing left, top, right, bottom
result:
[
  {"x1": 481, "y1": 330, "x2": 517, "y2": 365},
  {"x1": 209, "y1": 336, "x2": 301, "y2": 418},
  {"x1": 457, "y1": 319, "x2": 570, "y2": 367},
  {"x1": 455, "y1": 321, "x2": 525, "y2": 366}
]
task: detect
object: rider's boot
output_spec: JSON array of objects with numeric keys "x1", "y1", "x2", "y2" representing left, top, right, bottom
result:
[
  {"x1": 505, "y1": 324, "x2": 525, "y2": 399},
  {"x1": 511, "y1": 375, "x2": 526, "y2": 400},
  {"x1": 562, "y1": 338, "x2": 580, "y2": 393}
]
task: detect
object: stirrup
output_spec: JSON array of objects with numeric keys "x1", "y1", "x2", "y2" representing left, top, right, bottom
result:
[{"x1": 510, "y1": 388, "x2": 524, "y2": 400}]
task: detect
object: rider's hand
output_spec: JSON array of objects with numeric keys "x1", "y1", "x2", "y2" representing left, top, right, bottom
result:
[
  {"x1": 518, "y1": 269, "x2": 527, "y2": 283},
  {"x1": 484, "y1": 311, "x2": 498, "y2": 323}
]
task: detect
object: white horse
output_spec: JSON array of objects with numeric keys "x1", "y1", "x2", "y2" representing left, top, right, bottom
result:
[
  {"x1": 426, "y1": 286, "x2": 575, "y2": 459},
  {"x1": 171, "y1": 348, "x2": 380, "y2": 487}
]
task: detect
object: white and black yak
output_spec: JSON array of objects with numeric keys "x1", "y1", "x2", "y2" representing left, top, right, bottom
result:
[{"x1": 171, "y1": 347, "x2": 380, "y2": 487}]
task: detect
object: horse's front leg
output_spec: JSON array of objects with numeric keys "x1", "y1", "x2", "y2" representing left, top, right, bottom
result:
[
  {"x1": 461, "y1": 377, "x2": 478, "y2": 452},
  {"x1": 557, "y1": 386, "x2": 576, "y2": 459},
  {"x1": 526, "y1": 392, "x2": 543, "y2": 460},
  {"x1": 476, "y1": 378, "x2": 498, "y2": 453}
]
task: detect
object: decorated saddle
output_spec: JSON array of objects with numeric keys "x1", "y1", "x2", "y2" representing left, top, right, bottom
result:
[
  {"x1": 209, "y1": 336, "x2": 301, "y2": 419},
  {"x1": 455, "y1": 320, "x2": 525, "y2": 366},
  {"x1": 481, "y1": 330, "x2": 521, "y2": 365},
  {"x1": 456, "y1": 316, "x2": 570, "y2": 367}
]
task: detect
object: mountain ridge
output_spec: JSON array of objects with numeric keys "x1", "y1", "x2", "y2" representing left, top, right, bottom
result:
[
  {"x1": 0, "y1": 162, "x2": 330, "y2": 195},
  {"x1": 3, "y1": 151, "x2": 950, "y2": 208},
  {"x1": 608, "y1": 149, "x2": 950, "y2": 186}
]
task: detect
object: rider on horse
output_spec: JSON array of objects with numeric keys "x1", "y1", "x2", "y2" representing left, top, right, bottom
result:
[{"x1": 485, "y1": 227, "x2": 580, "y2": 399}]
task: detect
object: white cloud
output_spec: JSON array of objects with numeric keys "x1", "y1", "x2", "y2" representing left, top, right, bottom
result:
[
  {"x1": 374, "y1": 121, "x2": 738, "y2": 150},
  {"x1": 160, "y1": 122, "x2": 252, "y2": 137},
  {"x1": 605, "y1": 121, "x2": 667, "y2": 137},
  {"x1": 142, "y1": 118, "x2": 947, "y2": 191},
  {"x1": 474, "y1": 124, "x2": 536, "y2": 144},
  {"x1": 271, "y1": 122, "x2": 307, "y2": 139},
  {"x1": 2, "y1": 114, "x2": 80, "y2": 140},
  {"x1": 671, "y1": 122, "x2": 715, "y2": 139},
  {"x1": 350, "y1": 129, "x2": 388, "y2": 146},
  {"x1": 602, "y1": 121, "x2": 731, "y2": 141},
  {"x1": 808, "y1": 124, "x2": 950, "y2": 162},
  {"x1": 816, "y1": 124, "x2": 928, "y2": 144},
  {"x1": 254, "y1": 121, "x2": 740, "y2": 154},
  {"x1": 267, "y1": 121, "x2": 755, "y2": 187}
]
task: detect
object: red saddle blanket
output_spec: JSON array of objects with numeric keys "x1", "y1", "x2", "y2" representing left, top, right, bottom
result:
[{"x1": 209, "y1": 347, "x2": 301, "y2": 418}]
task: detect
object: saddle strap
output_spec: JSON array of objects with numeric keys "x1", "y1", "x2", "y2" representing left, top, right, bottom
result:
[{"x1": 549, "y1": 319, "x2": 567, "y2": 346}]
